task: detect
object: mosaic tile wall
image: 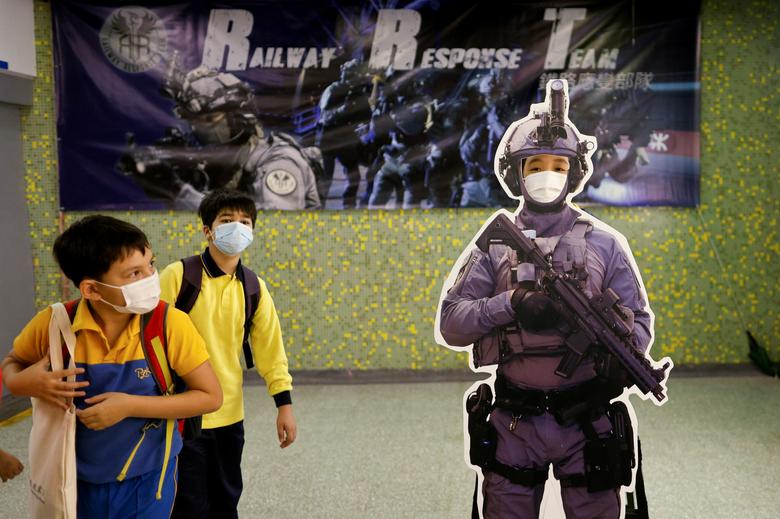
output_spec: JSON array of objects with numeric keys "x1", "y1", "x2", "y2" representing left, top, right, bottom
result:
[{"x1": 19, "y1": 0, "x2": 779, "y2": 370}]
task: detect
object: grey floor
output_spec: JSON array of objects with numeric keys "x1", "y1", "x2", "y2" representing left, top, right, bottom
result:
[{"x1": 1, "y1": 376, "x2": 779, "y2": 518}]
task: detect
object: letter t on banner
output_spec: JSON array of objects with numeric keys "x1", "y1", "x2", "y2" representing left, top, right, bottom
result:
[
  {"x1": 369, "y1": 9, "x2": 421, "y2": 70},
  {"x1": 543, "y1": 8, "x2": 586, "y2": 70}
]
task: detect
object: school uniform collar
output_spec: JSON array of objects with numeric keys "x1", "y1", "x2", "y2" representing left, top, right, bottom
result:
[
  {"x1": 201, "y1": 248, "x2": 243, "y2": 279},
  {"x1": 70, "y1": 299, "x2": 102, "y2": 333},
  {"x1": 71, "y1": 298, "x2": 141, "y2": 337}
]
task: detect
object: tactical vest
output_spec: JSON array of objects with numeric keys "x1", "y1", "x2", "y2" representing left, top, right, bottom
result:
[{"x1": 473, "y1": 219, "x2": 593, "y2": 368}]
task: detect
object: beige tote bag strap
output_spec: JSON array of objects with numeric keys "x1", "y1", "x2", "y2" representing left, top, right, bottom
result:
[{"x1": 48, "y1": 303, "x2": 77, "y2": 379}]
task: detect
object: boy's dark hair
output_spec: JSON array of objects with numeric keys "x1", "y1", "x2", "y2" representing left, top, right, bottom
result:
[
  {"x1": 53, "y1": 215, "x2": 150, "y2": 285},
  {"x1": 198, "y1": 188, "x2": 258, "y2": 227}
]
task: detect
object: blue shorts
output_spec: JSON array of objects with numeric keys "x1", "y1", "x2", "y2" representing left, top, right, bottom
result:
[{"x1": 77, "y1": 457, "x2": 177, "y2": 519}]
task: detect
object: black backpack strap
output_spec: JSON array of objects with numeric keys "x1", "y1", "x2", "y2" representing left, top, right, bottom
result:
[
  {"x1": 237, "y1": 265, "x2": 261, "y2": 369},
  {"x1": 176, "y1": 255, "x2": 203, "y2": 313}
]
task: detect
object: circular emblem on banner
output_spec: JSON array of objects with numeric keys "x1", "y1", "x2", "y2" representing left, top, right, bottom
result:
[
  {"x1": 100, "y1": 7, "x2": 168, "y2": 73},
  {"x1": 265, "y1": 170, "x2": 298, "y2": 196}
]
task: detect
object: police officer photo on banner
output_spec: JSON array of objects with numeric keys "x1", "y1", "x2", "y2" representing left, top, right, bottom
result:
[
  {"x1": 435, "y1": 79, "x2": 672, "y2": 519},
  {"x1": 119, "y1": 60, "x2": 323, "y2": 211}
]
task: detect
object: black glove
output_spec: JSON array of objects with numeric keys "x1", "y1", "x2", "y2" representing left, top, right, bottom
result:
[{"x1": 511, "y1": 288, "x2": 562, "y2": 331}]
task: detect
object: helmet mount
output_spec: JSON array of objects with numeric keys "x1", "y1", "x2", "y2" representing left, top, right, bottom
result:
[{"x1": 494, "y1": 79, "x2": 597, "y2": 208}]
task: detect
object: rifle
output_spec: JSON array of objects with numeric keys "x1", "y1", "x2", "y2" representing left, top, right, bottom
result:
[
  {"x1": 117, "y1": 129, "x2": 208, "y2": 188},
  {"x1": 116, "y1": 128, "x2": 231, "y2": 198},
  {"x1": 475, "y1": 213, "x2": 671, "y2": 403}
]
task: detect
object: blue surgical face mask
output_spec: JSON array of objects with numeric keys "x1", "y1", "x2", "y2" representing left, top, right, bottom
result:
[{"x1": 211, "y1": 221, "x2": 254, "y2": 256}]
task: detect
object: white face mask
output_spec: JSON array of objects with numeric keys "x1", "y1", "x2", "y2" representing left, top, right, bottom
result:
[
  {"x1": 523, "y1": 171, "x2": 568, "y2": 203},
  {"x1": 211, "y1": 221, "x2": 254, "y2": 256},
  {"x1": 95, "y1": 271, "x2": 161, "y2": 314}
]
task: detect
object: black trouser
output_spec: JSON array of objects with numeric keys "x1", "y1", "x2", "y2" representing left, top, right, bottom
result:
[{"x1": 172, "y1": 421, "x2": 245, "y2": 519}]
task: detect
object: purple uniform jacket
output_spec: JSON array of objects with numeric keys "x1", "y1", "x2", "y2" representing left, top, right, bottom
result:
[{"x1": 439, "y1": 205, "x2": 652, "y2": 389}]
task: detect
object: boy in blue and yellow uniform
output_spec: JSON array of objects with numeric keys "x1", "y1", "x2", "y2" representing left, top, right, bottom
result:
[
  {"x1": 161, "y1": 188, "x2": 296, "y2": 519},
  {"x1": 2, "y1": 215, "x2": 223, "y2": 518}
]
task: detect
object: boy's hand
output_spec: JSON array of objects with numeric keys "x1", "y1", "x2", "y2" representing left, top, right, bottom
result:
[
  {"x1": 0, "y1": 450, "x2": 24, "y2": 482},
  {"x1": 276, "y1": 404, "x2": 297, "y2": 449},
  {"x1": 76, "y1": 392, "x2": 131, "y2": 430},
  {"x1": 7, "y1": 356, "x2": 88, "y2": 410}
]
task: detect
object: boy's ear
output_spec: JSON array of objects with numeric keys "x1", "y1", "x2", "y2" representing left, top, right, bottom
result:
[
  {"x1": 79, "y1": 279, "x2": 102, "y2": 301},
  {"x1": 202, "y1": 225, "x2": 212, "y2": 240}
]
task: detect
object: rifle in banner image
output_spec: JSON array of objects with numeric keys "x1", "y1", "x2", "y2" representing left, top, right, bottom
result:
[
  {"x1": 475, "y1": 213, "x2": 671, "y2": 403},
  {"x1": 117, "y1": 128, "x2": 211, "y2": 198}
]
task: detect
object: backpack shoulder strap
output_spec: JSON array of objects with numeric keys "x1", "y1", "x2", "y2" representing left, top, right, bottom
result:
[
  {"x1": 240, "y1": 265, "x2": 261, "y2": 300},
  {"x1": 139, "y1": 301, "x2": 173, "y2": 395},
  {"x1": 64, "y1": 299, "x2": 80, "y2": 322},
  {"x1": 176, "y1": 255, "x2": 203, "y2": 314},
  {"x1": 137, "y1": 300, "x2": 177, "y2": 500},
  {"x1": 237, "y1": 265, "x2": 261, "y2": 370}
]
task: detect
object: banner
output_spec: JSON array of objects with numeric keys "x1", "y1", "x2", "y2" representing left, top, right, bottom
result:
[{"x1": 52, "y1": 1, "x2": 700, "y2": 211}]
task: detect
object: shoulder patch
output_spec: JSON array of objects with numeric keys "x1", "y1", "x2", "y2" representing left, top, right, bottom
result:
[{"x1": 265, "y1": 169, "x2": 298, "y2": 195}]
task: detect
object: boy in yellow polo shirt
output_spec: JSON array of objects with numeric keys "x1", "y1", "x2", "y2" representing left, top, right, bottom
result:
[
  {"x1": 161, "y1": 188, "x2": 297, "y2": 519},
  {"x1": 2, "y1": 215, "x2": 222, "y2": 518}
]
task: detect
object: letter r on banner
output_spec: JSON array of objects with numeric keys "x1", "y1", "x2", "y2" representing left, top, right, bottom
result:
[
  {"x1": 369, "y1": 9, "x2": 421, "y2": 70},
  {"x1": 544, "y1": 8, "x2": 586, "y2": 70},
  {"x1": 202, "y1": 9, "x2": 253, "y2": 70}
]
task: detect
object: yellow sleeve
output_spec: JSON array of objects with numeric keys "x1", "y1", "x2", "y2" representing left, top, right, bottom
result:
[
  {"x1": 250, "y1": 278, "x2": 292, "y2": 396},
  {"x1": 159, "y1": 261, "x2": 184, "y2": 306},
  {"x1": 164, "y1": 306, "x2": 210, "y2": 377},
  {"x1": 12, "y1": 307, "x2": 53, "y2": 365}
]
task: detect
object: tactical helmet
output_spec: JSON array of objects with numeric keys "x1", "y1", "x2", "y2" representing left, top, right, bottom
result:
[
  {"x1": 494, "y1": 79, "x2": 596, "y2": 209},
  {"x1": 171, "y1": 67, "x2": 258, "y2": 145},
  {"x1": 339, "y1": 59, "x2": 362, "y2": 81},
  {"x1": 391, "y1": 102, "x2": 432, "y2": 137},
  {"x1": 174, "y1": 66, "x2": 254, "y2": 117}
]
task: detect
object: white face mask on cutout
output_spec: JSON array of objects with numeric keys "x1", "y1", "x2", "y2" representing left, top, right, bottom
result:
[
  {"x1": 95, "y1": 271, "x2": 161, "y2": 314},
  {"x1": 523, "y1": 171, "x2": 568, "y2": 203}
]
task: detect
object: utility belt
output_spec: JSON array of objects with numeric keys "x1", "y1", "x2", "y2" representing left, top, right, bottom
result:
[
  {"x1": 493, "y1": 376, "x2": 622, "y2": 426},
  {"x1": 467, "y1": 378, "x2": 635, "y2": 492}
]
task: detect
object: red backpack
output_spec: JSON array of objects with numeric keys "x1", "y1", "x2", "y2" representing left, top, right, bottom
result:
[
  {"x1": 63, "y1": 299, "x2": 178, "y2": 499},
  {"x1": 63, "y1": 299, "x2": 175, "y2": 399},
  {"x1": 64, "y1": 300, "x2": 191, "y2": 434}
]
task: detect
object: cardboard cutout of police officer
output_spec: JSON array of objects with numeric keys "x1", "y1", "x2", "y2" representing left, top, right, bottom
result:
[{"x1": 436, "y1": 79, "x2": 671, "y2": 519}]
